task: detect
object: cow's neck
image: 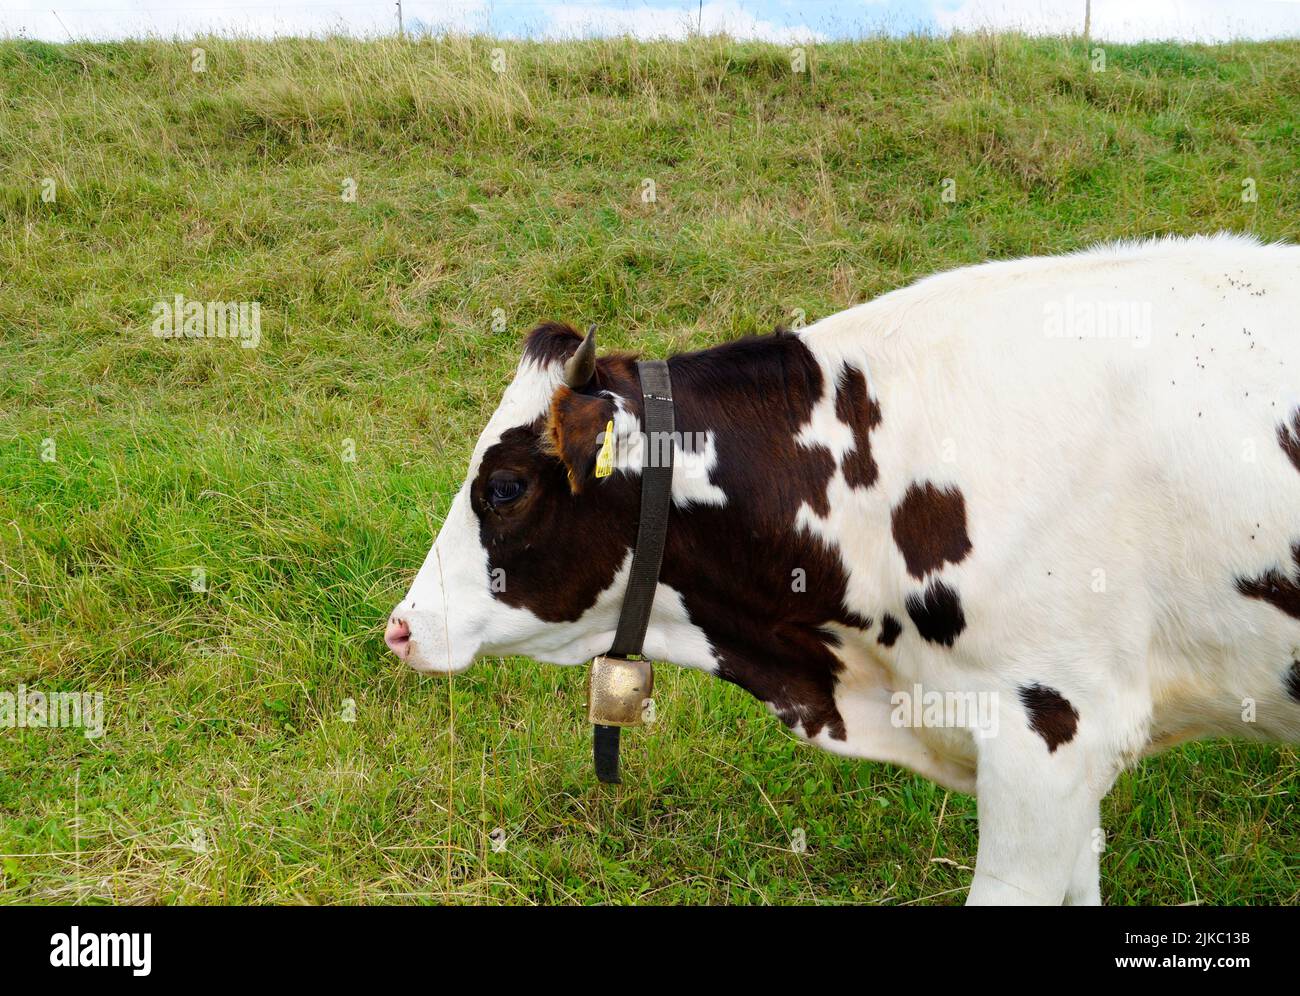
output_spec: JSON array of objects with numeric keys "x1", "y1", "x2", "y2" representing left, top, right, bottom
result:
[{"x1": 650, "y1": 330, "x2": 888, "y2": 741}]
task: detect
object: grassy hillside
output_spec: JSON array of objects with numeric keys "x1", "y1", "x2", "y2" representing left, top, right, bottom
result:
[{"x1": 0, "y1": 32, "x2": 1297, "y2": 905}]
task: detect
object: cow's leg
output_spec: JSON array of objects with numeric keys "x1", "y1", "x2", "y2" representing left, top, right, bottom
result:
[
  {"x1": 966, "y1": 719, "x2": 1101, "y2": 905},
  {"x1": 1063, "y1": 802, "x2": 1103, "y2": 906}
]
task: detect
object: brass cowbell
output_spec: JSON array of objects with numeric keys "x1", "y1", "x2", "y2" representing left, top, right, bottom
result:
[{"x1": 586, "y1": 655, "x2": 654, "y2": 727}]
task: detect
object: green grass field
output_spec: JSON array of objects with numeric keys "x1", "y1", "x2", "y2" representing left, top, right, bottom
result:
[{"x1": 1, "y1": 31, "x2": 1297, "y2": 905}]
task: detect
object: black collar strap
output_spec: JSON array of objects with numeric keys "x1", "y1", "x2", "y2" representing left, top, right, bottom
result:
[{"x1": 593, "y1": 359, "x2": 675, "y2": 783}]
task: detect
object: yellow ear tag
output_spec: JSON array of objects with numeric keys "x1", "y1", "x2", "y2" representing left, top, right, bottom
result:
[{"x1": 594, "y1": 420, "x2": 615, "y2": 479}]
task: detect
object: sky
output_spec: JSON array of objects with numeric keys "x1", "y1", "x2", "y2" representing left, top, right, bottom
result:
[{"x1": 2, "y1": 0, "x2": 1299, "y2": 44}]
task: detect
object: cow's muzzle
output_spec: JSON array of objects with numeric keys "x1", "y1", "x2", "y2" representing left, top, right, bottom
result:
[{"x1": 385, "y1": 607, "x2": 474, "y2": 673}]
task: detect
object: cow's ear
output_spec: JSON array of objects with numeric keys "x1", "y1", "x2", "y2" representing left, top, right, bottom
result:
[
  {"x1": 522, "y1": 321, "x2": 585, "y2": 368},
  {"x1": 546, "y1": 386, "x2": 618, "y2": 493}
]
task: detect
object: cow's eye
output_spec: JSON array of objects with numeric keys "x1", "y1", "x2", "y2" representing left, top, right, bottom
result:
[{"x1": 487, "y1": 473, "x2": 526, "y2": 508}]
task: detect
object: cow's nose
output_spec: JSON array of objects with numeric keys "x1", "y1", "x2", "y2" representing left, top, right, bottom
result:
[{"x1": 384, "y1": 616, "x2": 412, "y2": 659}]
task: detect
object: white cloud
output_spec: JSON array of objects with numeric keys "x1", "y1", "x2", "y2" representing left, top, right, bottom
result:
[
  {"x1": 932, "y1": 0, "x2": 1300, "y2": 43},
  {"x1": 0, "y1": 1, "x2": 490, "y2": 41},
  {"x1": 1, "y1": 0, "x2": 1295, "y2": 43},
  {"x1": 542, "y1": 1, "x2": 826, "y2": 42}
]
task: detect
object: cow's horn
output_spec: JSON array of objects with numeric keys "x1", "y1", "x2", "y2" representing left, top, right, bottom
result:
[{"x1": 563, "y1": 324, "x2": 597, "y2": 388}]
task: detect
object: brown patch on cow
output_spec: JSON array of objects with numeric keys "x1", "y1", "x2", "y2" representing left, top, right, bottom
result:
[
  {"x1": 474, "y1": 425, "x2": 639, "y2": 623},
  {"x1": 878, "y1": 613, "x2": 902, "y2": 647},
  {"x1": 890, "y1": 481, "x2": 973, "y2": 580},
  {"x1": 835, "y1": 365, "x2": 883, "y2": 490},
  {"x1": 1235, "y1": 542, "x2": 1300, "y2": 621},
  {"x1": 1285, "y1": 661, "x2": 1300, "y2": 703},
  {"x1": 469, "y1": 327, "x2": 645, "y2": 622},
  {"x1": 1279, "y1": 410, "x2": 1300, "y2": 474},
  {"x1": 545, "y1": 386, "x2": 616, "y2": 492},
  {"x1": 672, "y1": 330, "x2": 839, "y2": 522},
  {"x1": 654, "y1": 331, "x2": 882, "y2": 741},
  {"x1": 1018, "y1": 684, "x2": 1080, "y2": 752},
  {"x1": 717, "y1": 633, "x2": 847, "y2": 740},
  {"x1": 843, "y1": 611, "x2": 872, "y2": 631},
  {"x1": 905, "y1": 580, "x2": 966, "y2": 646}
]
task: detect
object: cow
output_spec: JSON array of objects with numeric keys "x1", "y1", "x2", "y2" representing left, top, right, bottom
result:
[{"x1": 385, "y1": 233, "x2": 1300, "y2": 905}]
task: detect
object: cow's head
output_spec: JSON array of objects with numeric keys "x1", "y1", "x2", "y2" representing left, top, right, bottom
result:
[
  {"x1": 385, "y1": 322, "x2": 650, "y2": 672},
  {"x1": 384, "y1": 319, "x2": 896, "y2": 750}
]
